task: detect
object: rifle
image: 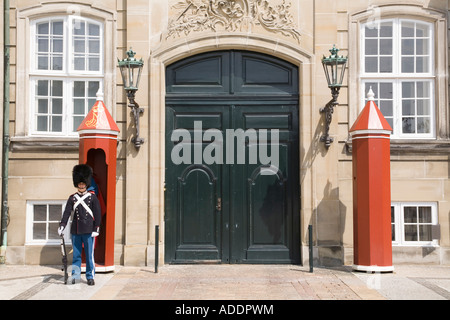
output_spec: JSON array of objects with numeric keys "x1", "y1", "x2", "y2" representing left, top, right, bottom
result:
[{"x1": 60, "y1": 234, "x2": 68, "y2": 284}]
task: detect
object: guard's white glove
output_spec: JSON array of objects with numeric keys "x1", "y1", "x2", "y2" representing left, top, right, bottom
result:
[
  {"x1": 58, "y1": 226, "x2": 65, "y2": 236},
  {"x1": 91, "y1": 231, "x2": 99, "y2": 238}
]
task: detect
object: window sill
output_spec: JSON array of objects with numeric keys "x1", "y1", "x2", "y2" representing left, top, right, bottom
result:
[
  {"x1": 11, "y1": 136, "x2": 79, "y2": 152},
  {"x1": 392, "y1": 243, "x2": 439, "y2": 248},
  {"x1": 346, "y1": 139, "x2": 450, "y2": 155}
]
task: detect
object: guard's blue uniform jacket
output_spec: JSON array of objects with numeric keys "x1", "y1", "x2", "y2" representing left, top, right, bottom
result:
[{"x1": 60, "y1": 191, "x2": 101, "y2": 235}]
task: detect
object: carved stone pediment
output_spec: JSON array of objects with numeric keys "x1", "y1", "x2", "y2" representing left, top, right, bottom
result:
[{"x1": 166, "y1": 0, "x2": 301, "y2": 42}]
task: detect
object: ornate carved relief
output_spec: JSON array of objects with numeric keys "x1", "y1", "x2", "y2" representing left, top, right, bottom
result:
[{"x1": 167, "y1": 0, "x2": 301, "y2": 42}]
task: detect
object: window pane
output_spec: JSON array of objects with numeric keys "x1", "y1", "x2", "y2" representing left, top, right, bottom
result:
[
  {"x1": 417, "y1": 100, "x2": 430, "y2": 116},
  {"x1": 38, "y1": 56, "x2": 49, "y2": 70},
  {"x1": 37, "y1": 22, "x2": 49, "y2": 35},
  {"x1": 404, "y1": 225, "x2": 418, "y2": 241},
  {"x1": 401, "y1": 57, "x2": 415, "y2": 73},
  {"x1": 365, "y1": 39, "x2": 378, "y2": 55},
  {"x1": 404, "y1": 207, "x2": 417, "y2": 223},
  {"x1": 89, "y1": 40, "x2": 100, "y2": 54},
  {"x1": 419, "y1": 225, "x2": 432, "y2": 241},
  {"x1": 52, "y1": 116, "x2": 63, "y2": 132},
  {"x1": 379, "y1": 100, "x2": 392, "y2": 117},
  {"x1": 416, "y1": 39, "x2": 429, "y2": 55},
  {"x1": 401, "y1": 39, "x2": 414, "y2": 55},
  {"x1": 365, "y1": 26, "x2": 378, "y2": 37},
  {"x1": 37, "y1": 116, "x2": 48, "y2": 131},
  {"x1": 380, "y1": 83, "x2": 393, "y2": 99},
  {"x1": 402, "y1": 117, "x2": 416, "y2": 133},
  {"x1": 73, "y1": 116, "x2": 84, "y2": 131},
  {"x1": 37, "y1": 80, "x2": 49, "y2": 96},
  {"x1": 88, "y1": 81, "x2": 100, "y2": 97},
  {"x1": 417, "y1": 118, "x2": 430, "y2": 133},
  {"x1": 52, "y1": 80, "x2": 63, "y2": 97},
  {"x1": 88, "y1": 23, "x2": 100, "y2": 36},
  {"x1": 74, "y1": 99, "x2": 85, "y2": 114},
  {"x1": 34, "y1": 205, "x2": 47, "y2": 221},
  {"x1": 73, "y1": 20, "x2": 85, "y2": 35},
  {"x1": 48, "y1": 223, "x2": 59, "y2": 239},
  {"x1": 38, "y1": 38, "x2": 49, "y2": 52},
  {"x1": 52, "y1": 56, "x2": 63, "y2": 70},
  {"x1": 88, "y1": 100, "x2": 96, "y2": 110},
  {"x1": 379, "y1": 57, "x2": 392, "y2": 73},
  {"x1": 74, "y1": 39, "x2": 85, "y2": 53},
  {"x1": 52, "y1": 39, "x2": 63, "y2": 53},
  {"x1": 74, "y1": 81, "x2": 85, "y2": 97},
  {"x1": 419, "y1": 207, "x2": 431, "y2": 223},
  {"x1": 365, "y1": 57, "x2": 378, "y2": 72},
  {"x1": 402, "y1": 22, "x2": 415, "y2": 37},
  {"x1": 33, "y1": 223, "x2": 46, "y2": 240},
  {"x1": 380, "y1": 23, "x2": 393, "y2": 37},
  {"x1": 416, "y1": 23, "x2": 429, "y2": 37},
  {"x1": 416, "y1": 57, "x2": 428, "y2": 73},
  {"x1": 380, "y1": 39, "x2": 392, "y2": 55},
  {"x1": 38, "y1": 99, "x2": 48, "y2": 113},
  {"x1": 402, "y1": 82, "x2": 415, "y2": 98},
  {"x1": 417, "y1": 82, "x2": 430, "y2": 98},
  {"x1": 52, "y1": 99, "x2": 63, "y2": 114},
  {"x1": 402, "y1": 100, "x2": 415, "y2": 116},
  {"x1": 52, "y1": 21, "x2": 63, "y2": 35},
  {"x1": 49, "y1": 205, "x2": 62, "y2": 221},
  {"x1": 89, "y1": 57, "x2": 100, "y2": 71},
  {"x1": 74, "y1": 57, "x2": 85, "y2": 70}
]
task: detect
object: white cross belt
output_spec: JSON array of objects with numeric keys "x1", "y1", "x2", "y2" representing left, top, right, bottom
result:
[{"x1": 74, "y1": 193, "x2": 94, "y2": 219}]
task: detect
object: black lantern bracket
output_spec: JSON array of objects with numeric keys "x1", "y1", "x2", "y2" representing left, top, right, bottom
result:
[
  {"x1": 118, "y1": 48, "x2": 145, "y2": 149},
  {"x1": 126, "y1": 90, "x2": 144, "y2": 148},
  {"x1": 320, "y1": 45, "x2": 348, "y2": 149}
]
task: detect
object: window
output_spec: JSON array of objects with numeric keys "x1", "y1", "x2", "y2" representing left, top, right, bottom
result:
[
  {"x1": 391, "y1": 202, "x2": 438, "y2": 246},
  {"x1": 26, "y1": 201, "x2": 71, "y2": 245},
  {"x1": 361, "y1": 19, "x2": 435, "y2": 139},
  {"x1": 30, "y1": 16, "x2": 103, "y2": 136}
]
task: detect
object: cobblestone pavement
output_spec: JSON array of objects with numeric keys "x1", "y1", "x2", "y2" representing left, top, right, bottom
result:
[{"x1": 1, "y1": 264, "x2": 449, "y2": 301}]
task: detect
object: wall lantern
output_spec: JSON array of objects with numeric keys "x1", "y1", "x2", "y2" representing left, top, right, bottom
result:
[
  {"x1": 118, "y1": 48, "x2": 144, "y2": 148},
  {"x1": 320, "y1": 45, "x2": 348, "y2": 149}
]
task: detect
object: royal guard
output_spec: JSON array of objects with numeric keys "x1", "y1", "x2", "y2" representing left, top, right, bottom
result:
[{"x1": 58, "y1": 164, "x2": 102, "y2": 285}]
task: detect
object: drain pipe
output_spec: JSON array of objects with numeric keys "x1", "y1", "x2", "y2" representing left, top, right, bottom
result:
[{"x1": 0, "y1": 0, "x2": 10, "y2": 264}]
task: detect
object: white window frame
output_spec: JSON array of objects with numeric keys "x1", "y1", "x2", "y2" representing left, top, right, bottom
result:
[
  {"x1": 29, "y1": 15, "x2": 104, "y2": 137},
  {"x1": 391, "y1": 202, "x2": 438, "y2": 247},
  {"x1": 360, "y1": 18, "x2": 436, "y2": 139},
  {"x1": 26, "y1": 201, "x2": 71, "y2": 245}
]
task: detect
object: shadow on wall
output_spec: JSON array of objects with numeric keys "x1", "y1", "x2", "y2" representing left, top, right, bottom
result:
[
  {"x1": 301, "y1": 112, "x2": 347, "y2": 266},
  {"x1": 310, "y1": 180, "x2": 347, "y2": 267}
]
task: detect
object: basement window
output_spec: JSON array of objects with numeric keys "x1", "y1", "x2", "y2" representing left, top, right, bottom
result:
[{"x1": 391, "y1": 202, "x2": 439, "y2": 246}]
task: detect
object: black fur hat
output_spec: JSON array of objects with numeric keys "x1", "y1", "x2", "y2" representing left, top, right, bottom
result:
[{"x1": 72, "y1": 164, "x2": 92, "y2": 188}]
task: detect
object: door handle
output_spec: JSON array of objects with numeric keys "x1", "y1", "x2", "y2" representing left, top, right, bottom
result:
[{"x1": 216, "y1": 197, "x2": 222, "y2": 211}]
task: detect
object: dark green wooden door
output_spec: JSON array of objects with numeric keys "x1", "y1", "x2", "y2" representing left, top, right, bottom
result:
[{"x1": 165, "y1": 51, "x2": 300, "y2": 264}]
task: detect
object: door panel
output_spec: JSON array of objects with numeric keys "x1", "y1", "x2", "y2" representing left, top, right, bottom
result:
[
  {"x1": 166, "y1": 52, "x2": 230, "y2": 95},
  {"x1": 165, "y1": 106, "x2": 229, "y2": 262},
  {"x1": 233, "y1": 51, "x2": 299, "y2": 95},
  {"x1": 231, "y1": 105, "x2": 299, "y2": 263}
]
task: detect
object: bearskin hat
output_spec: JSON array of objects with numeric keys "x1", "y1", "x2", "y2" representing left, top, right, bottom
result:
[{"x1": 72, "y1": 164, "x2": 93, "y2": 188}]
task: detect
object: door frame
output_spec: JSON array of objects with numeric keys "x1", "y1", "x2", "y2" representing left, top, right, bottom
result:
[{"x1": 148, "y1": 35, "x2": 314, "y2": 266}]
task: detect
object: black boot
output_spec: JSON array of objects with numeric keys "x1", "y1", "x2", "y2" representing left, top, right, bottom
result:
[{"x1": 87, "y1": 279, "x2": 95, "y2": 286}]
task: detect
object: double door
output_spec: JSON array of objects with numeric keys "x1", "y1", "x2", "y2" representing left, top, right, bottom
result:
[{"x1": 164, "y1": 51, "x2": 300, "y2": 264}]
